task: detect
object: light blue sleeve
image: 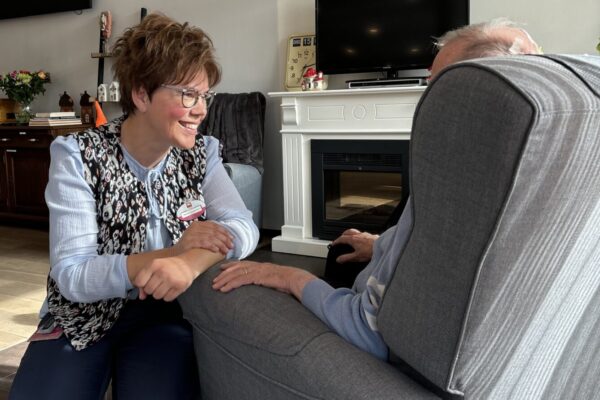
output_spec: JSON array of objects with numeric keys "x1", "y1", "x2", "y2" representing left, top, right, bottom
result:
[
  {"x1": 300, "y1": 205, "x2": 413, "y2": 361},
  {"x1": 301, "y1": 279, "x2": 389, "y2": 360},
  {"x1": 202, "y1": 136, "x2": 259, "y2": 259},
  {"x1": 45, "y1": 136, "x2": 132, "y2": 303}
]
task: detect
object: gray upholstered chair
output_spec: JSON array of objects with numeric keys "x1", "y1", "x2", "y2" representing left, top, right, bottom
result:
[
  {"x1": 179, "y1": 55, "x2": 600, "y2": 400},
  {"x1": 199, "y1": 92, "x2": 266, "y2": 228}
]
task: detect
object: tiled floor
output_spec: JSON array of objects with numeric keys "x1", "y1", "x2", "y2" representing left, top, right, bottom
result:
[
  {"x1": 0, "y1": 226, "x2": 325, "y2": 399},
  {"x1": 0, "y1": 225, "x2": 49, "y2": 399},
  {"x1": 0, "y1": 226, "x2": 48, "y2": 350}
]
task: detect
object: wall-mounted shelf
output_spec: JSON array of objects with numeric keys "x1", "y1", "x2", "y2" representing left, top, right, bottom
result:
[
  {"x1": 92, "y1": 8, "x2": 147, "y2": 99},
  {"x1": 93, "y1": 44, "x2": 111, "y2": 87},
  {"x1": 91, "y1": 52, "x2": 114, "y2": 58},
  {"x1": 93, "y1": 51, "x2": 113, "y2": 89}
]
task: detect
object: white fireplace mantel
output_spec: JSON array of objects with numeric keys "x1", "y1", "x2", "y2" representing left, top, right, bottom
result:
[{"x1": 269, "y1": 86, "x2": 426, "y2": 258}]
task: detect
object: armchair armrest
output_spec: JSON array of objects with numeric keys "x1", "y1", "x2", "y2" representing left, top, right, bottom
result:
[{"x1": 224, "y1": 162, "x2": 262, "y2": 228}]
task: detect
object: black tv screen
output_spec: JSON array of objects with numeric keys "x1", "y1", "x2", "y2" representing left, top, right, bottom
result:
[
  {"x1": 0, "y1": 0, "x2": 92, "y2": 20},
  {"x1": 316, "y1": 0, "x2": 469, "y2": 76}
]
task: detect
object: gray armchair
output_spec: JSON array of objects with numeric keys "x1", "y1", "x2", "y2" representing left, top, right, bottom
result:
[
  {"x1": 199, "y1": 92, "x2": 266, "y2": 228},
  {"x1": 180, "y1": 55, "x2": 600, "y2": 399}
]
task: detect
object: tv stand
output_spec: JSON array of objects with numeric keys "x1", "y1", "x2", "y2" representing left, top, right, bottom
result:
[{"x1": 346, "y1": 77, "x2": 426, "y2": 89}]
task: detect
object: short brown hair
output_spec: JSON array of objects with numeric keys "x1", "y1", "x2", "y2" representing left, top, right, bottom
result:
[{"x1": 112, "y1": 13, "x2": 221, "y2": 114}]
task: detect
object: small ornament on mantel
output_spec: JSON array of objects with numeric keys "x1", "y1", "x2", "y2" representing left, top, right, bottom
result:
[
  {"x1": 59, "y1": 91, "x2": 74, "y2": 112},
  {"x1": 80, "y1": 91, "x2": 93, "y2": 125},
  {"x1": 301, "y1": 67, "x2": 327, "y2": 91}
]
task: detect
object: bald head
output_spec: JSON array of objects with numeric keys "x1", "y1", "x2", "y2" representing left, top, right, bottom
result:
[{"x1": 430, "y1": 19, "x2": 541, "y2": 78}]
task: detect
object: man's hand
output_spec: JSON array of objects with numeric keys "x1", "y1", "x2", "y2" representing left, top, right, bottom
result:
[
  {"x1": 212, "y1": 261, "x2": 316, "y2": 301},
  {"x1": 330, "y1": 229, "x2": 379, "y2": 264},
  {"x1": 173, "y1": 221, "x2": 234, "y2": 256}
]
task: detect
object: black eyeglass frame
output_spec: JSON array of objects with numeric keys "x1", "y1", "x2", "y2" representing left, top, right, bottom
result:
[{"x1": 160, "y1": 84, "x2": 216, "y2": 108}]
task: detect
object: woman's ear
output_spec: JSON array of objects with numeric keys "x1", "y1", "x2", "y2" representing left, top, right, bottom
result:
[{"x1": 131, "y1": 87, "x2": 149, "y2": 112}]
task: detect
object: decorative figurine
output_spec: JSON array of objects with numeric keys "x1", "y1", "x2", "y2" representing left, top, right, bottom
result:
[
  {"x1": 97, "y1": 84, "x2": 108, "y2": 102},
  {"x1": 301, "y1": 67, "x2": 327, "y2": 91},
  {"x1": 80, "y1": 91, "x2": 93, "y2": 124},
  {"x1": 109, "y1": 81, "x2": 120, "y2": 102},
  {"x1": 100, "y1": 11, "x2": 112, "y2": 53},
  {"x1": 314, "y1": 71, "x2": 327, "y2": 90},
  {"x1": 59, "y1": 91, "x2": 74, "y2": 112},
  {"x1": 301, "y1": 67, "x2": 317, "y2": 91}
]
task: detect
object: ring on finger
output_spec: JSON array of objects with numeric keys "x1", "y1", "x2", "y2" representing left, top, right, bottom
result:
[{"x1": 244, "y1": 267, "x2": 249, "y2": 275}]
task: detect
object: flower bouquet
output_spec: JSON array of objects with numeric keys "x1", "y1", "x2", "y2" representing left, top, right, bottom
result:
[{"x1": 0, "y1": 70, "x2": 50, "y2": 124}]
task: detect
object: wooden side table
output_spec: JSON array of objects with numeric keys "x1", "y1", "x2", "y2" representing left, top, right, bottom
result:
[{"x1": 0, "y1": 124, "x2": 91, "y2": 224}]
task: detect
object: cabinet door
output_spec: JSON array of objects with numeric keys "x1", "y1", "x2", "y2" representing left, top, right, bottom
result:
[{"x1": 5, "y1": 147, "x2": 50, "y2": 216}]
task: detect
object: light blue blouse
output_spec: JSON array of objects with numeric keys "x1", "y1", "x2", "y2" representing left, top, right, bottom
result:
[{"x1": 41, "y1": 134, "x2": 258, "y2": 314}]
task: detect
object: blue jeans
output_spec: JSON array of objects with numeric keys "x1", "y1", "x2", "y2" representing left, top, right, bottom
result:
[{"x1": 9, "y1": 298, "x2": 199, "y2": 400}]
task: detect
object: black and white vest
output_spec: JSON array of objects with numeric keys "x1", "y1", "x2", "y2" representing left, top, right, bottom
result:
[{"x1": 47, "y1": 115, "x2": 207, "y2": 350}]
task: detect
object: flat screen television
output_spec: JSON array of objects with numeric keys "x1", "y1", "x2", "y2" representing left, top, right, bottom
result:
[
  {"x1": 316, "y1": 0, "x2": 469, "y2": 78},
  {"x1": 0, "y1": 0, "x2": 92, "y2": 20}
]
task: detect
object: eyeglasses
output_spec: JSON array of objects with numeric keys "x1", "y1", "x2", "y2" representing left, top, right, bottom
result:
[{"x1": 160, "y1": 84, "x2": 216, "y2": 109}]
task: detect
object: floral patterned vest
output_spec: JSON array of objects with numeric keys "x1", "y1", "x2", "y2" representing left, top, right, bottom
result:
[{"x1": 46, "y1": 116, "x2": 207, "y2": 350}]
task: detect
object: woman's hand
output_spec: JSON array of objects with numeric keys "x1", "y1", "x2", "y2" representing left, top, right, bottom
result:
[
  {"x1": 174, "y1": 221, "x2": 234, "y2": 256},
  {"x1": 134, "y1": 254, "x2": 199, "y2": 302},
  {"x1": 212, "y1": 261, "x2": 316, "y2": 300},
  {"x1": 133, "y1": 248, "x2": 225, "y2": 302},
  {"x1": 330, "y1": 229, "x2": 379, "y2": 264}
]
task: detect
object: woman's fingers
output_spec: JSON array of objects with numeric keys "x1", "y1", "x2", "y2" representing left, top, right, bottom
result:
[
  {"x1": 145, "y1": 281, "x2": 169, "y2": 300},
  {"x1": 134, "y1": 257, "x2": 196, "y2": 301},
  {"x1": 179, "y1": 221, "x2": 234, "y2": 254}
]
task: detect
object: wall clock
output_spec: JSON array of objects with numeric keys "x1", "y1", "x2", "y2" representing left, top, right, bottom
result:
[{"x1": 284, "y1": 34, "x2": 316, "y2": 91}]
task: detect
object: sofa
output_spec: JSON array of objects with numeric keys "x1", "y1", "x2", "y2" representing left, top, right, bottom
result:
[
  {"x1": 179, "y1": 55, "x2": 600, "y2": 399},
  {"x1": 198, "y1": 92, "x2": 266, "y2": 228}
]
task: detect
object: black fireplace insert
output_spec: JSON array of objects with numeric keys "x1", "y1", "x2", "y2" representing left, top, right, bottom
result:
[{"x1": 311, "y1": 139, "x2": 409, "y2": 240}]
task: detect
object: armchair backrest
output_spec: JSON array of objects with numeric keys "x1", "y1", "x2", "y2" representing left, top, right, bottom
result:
[
  {"x1": 199, "y1": 92, "x2": 266, "y2": 173},
  {"x1": 378, "y1": 55, "x2": 600, "y2": 399}
]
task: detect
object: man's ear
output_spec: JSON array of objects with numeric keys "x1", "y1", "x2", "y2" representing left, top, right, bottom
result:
[{"x1": 131, "y1": 87, "x2": 149, "y2": 112}]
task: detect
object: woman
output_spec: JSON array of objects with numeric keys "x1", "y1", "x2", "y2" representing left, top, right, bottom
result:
[{"x1": 10, "y1": 13, "x2": 258, "y2": 399}]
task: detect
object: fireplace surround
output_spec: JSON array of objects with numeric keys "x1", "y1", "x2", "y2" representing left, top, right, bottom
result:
[{"x1": 269, "y1": 86, "x2": 425, "y2": 257}]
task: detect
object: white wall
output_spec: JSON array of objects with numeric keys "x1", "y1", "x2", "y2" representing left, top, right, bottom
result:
[
  {"x1": 0, "y1": 0, "x2": 598, "y2": 229},
  {"x1": 471, "y1": 0, "x2": 600, "y2": 54}
]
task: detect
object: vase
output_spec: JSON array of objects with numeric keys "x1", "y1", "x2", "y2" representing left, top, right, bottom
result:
[{"x1": 15, "y1": 103, "x2": 32, "y2": 124}]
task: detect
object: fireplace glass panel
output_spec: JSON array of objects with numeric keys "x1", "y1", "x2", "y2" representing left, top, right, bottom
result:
[{"x1": 324, "y1": 170, "x2": 402, "y2": 226}]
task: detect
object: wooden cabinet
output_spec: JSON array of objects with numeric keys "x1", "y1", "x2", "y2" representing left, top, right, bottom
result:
[{"x1": 0, "y1": 124, "x2": 91, "y2": 224}]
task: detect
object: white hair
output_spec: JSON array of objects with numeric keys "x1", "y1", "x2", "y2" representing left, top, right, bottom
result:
[{"x1": 435, "y1": 18, "x2": 540, "y2": 59}]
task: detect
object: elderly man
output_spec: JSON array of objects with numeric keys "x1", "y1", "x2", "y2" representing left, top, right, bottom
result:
[
  {"x1": 211, "y1": 18, "x2": 541, "y2": 360},
  {"x1": 325, "y1": 18, "x2": 542, "y2": 286}
]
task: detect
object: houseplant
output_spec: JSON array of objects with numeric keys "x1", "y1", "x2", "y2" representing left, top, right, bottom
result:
[{"x1": 0, "y1": 70, "x2": 50, "y2": 124}]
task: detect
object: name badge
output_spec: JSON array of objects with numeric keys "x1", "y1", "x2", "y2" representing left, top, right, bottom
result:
[{"x1": 176, "y1": 199, "x2": 206, "y2": 221}]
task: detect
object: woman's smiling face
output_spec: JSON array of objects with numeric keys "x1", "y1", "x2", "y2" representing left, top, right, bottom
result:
[{"x1": 143, "y1": 70, "x2": 210, "y2": 150}]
